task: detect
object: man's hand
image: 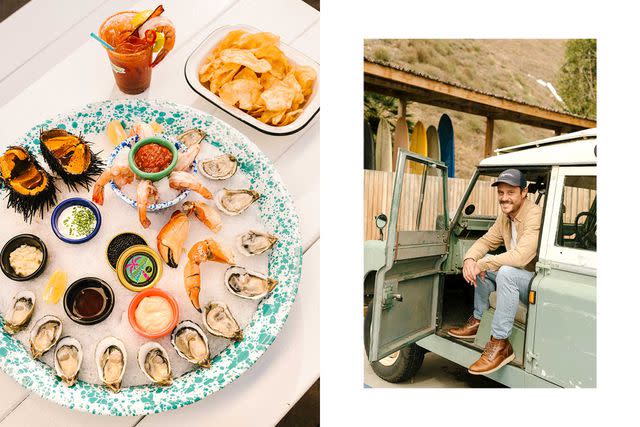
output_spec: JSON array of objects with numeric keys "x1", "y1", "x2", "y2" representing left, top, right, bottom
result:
[{"x1": 462, "y1": 258, "x2": 484, "y2": 287}]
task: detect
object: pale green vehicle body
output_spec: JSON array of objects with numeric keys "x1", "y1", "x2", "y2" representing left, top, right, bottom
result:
[{"x1": 365, "y1": 130, "x2": 597, "y2": 388}]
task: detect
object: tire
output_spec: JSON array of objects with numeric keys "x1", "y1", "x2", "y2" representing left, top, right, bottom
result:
[{"x1": 364, "y1": 301, "x2": 426, "y2": 383}]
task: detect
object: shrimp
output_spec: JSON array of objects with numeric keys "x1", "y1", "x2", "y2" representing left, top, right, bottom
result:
[
  {"x1": 139, "y1": 16, "x2": 176, "y2": 67},
  {"x1": 91, "y1": 165, "x2": 134, "y2": 205},
  {"x1": 184, "y1": 238, "x2": 235, "y2": 312},
  {"x1": 182, "y1": 200, "x2": 222, "y2": 232},
  {"x1": 128, "y1": 122, "x2": 156, "y2": 140},
  {"x1": 137, "y1": 179, "x2": 158, "y2": 228},
  {"x1": 174, "y1": 144, "x2": 200, "y2": 172},
  {"x1": 169, "y1": 171, "x2": 212, "y2": 199}
]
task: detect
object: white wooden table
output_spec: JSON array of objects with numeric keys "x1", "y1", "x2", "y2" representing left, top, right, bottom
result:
[{"x1": 0, "y1": 0, "x2": 319, "y2": 425}]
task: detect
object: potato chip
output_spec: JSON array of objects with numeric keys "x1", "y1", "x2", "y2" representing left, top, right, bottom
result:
[
  {"x1": 220, "y1": 49, "x2": 272, "y2": 73},
  {"x1": 209, "y1": 62, "x2": 242, "y2": 93},
  {"x1": 234, "y1": 67, "x2": 259, "y2": 83},
  {"x1": 235, "y1": 32, "x2": 280, "y2": 49},
  {"x1": 293, "y1": 65, "x2": 317, "y2": 98},
  {"x1": 198, "y1": 30, "x2": 316, "y2": 127},
  {"x1": 254, "y1": 45, "x2": 289, "y2": 79},
  {"x1": 212, "y1": 29, "x2": 247, "y2": 55},
  {"x1": 260, "y1": 80, "x2": 297, "y2": 111},
  {"x1": 219, "y1": 79, "x2": 262, "y2": 111}
]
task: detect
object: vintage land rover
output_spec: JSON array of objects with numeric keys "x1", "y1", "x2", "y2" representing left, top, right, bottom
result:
[{"x1": 364, "y1": 129, "x2": 596, "y2": 387}]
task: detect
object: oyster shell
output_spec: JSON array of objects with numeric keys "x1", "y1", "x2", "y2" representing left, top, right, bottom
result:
[
  {"x1": 138, "y1": 342, "x2": 172, "y2": 386},
  {"x1": 198, "y1": 154, "x2": 237, "y2": 180},
  {"x1": 224, "y1": 266, "x2": 278, "y2": 300},
  {"x1": 29, "y1": 315, "x2": 62, "y2": 359},
  {"x1": 3, "y1": 290, "x2": 36, "y2": 334},
  {"x1": 202, "y1": 301, "x2": 243, "y2": 342},
  {"x1": 171, "y1": 320, "x2": 211, "y2": 367},
  {"x1": 54, "y1": 336, "x2": 82, "y2": 387},
  {"x1": 177, "y1": 128, "x2": 207, "y2": 147},
  {"x1": 95, "y1": 337, "x2": 127, "y2": 393},
  {"x1": 236, "y1": 230, "x2": 278, "y2": 256},
  {"x1": 214, "y1": 188, "x2": 260, "y2": 216}
]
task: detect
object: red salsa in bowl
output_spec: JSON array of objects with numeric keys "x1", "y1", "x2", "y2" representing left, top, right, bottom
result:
[
  {"x1": 134, "y1": 143, "x2": 173, "y2": 173},
  {"x1": 128, "y1": 136, "x2": 178, "y2": 181}
]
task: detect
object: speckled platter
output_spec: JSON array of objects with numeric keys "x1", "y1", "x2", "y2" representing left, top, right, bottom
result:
[{"x1": 0, "y1": 99, "x2": 302, "y2": 416}]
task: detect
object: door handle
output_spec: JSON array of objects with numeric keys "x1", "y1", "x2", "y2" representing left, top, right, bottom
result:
[{"x1": 392, "y1": 293, "x2": 403, "y2": 302}]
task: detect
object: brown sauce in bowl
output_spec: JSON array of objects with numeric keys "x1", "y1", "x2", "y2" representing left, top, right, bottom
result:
[{"x1": 72, "y1": 287, "x2": 108, "y2": 319}]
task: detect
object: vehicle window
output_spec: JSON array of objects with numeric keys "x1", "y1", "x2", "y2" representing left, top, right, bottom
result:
[
  {"x1": 556, "y1": 175, "x2": 596, "y2": 251},
  {"x1": 396, "y1": 159, "x2": 445, "y2": 232},
  {"x1": 461, "y1": 172, "x2": 547, "y2": 220}
]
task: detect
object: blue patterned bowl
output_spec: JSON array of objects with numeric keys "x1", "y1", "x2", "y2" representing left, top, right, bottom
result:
[{"x1": 106, "y1": 134, "x2": 197, "y2": 212}]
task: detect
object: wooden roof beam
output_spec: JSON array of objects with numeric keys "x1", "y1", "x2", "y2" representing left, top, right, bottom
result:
[{"x1": 364, "y1": 61, "x2": 596, "y2": 132}]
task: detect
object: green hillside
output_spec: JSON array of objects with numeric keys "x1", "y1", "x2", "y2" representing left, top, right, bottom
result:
[{"x1": 364, "y1": 39, "x2": 579, "y2": 178}]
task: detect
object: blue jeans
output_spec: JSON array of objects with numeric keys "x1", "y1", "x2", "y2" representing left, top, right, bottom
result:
[{"x1": 472, "y1": 266, "x2": 534, "y2": 339}]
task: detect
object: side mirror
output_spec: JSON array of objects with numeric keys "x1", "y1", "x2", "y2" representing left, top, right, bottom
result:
[
  {"x1": 464, "y1": 204, "x2": 476, "y2": 216},
  {"x1": 375, "y1": 213, "x2": 387, "y2": 240}
]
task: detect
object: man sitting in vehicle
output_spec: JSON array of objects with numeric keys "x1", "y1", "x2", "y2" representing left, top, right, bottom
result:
[{"x1": 448, "y1": 168, "x2": 542, "y2": 375}]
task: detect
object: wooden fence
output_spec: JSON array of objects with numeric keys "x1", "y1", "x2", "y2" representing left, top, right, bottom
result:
[{"x1": 363, "y1": 170, "x2": 595, "y2": 241}]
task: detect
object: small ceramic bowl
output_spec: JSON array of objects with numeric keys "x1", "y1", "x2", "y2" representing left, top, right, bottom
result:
[
  {"x1": 128, "y1": 288, "x2": 179, "y2": 339},
  {"x1": 0, "y1": 234, "x2": 48, "y2": 281},
  {"x1": 107, "y1": 135, "x2": 198, "y2": 212},
  {"x1": 128, "y1": 136, "x2": 178, "y2": 181},
  {"x1": 63, "y1": 277, "x2": 115, "y2": 325},
  {"x1": 50, "y1": 198, "x2": 102, "y2": 244}
]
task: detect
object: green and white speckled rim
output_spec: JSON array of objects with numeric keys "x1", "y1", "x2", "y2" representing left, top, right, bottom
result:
[{"x1": 0, "y1": 99, "x2": 302, "y2": 416}]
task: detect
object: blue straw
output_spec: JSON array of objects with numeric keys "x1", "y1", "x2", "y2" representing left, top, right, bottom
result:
[{"x1": 90, "y1": 32, "x2": 115, "y2": 51}]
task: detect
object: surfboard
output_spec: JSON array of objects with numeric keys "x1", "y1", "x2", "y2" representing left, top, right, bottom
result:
[
  {"x1": 393, "y1": 116, "x2": 409, "y2": 171},
  {"x1": 376, "y1": 117, "x2": 393, "y2": 172},
  {"x1": 364, "y1": 119, "x2": 375, "y2": 170},
  {"x1": 409, "y1": 121, "x2": 427, "y2": 174},
  {"x1": 438, "y1": 114, "x2": 455, "y2": 177},
  {"x1": 426, "y1": 125, "x2": 440, "y2": 176},
  {"x1": 426, "y1": 125, "x2": 440, "y2": 161}
]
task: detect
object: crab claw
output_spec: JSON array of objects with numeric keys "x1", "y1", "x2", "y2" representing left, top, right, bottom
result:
[
  {"x1": 184, "y1": 259, "x2": 202, "y2": 312},
  {"x1": 157, "y1": 211, "x2": 190, "y2": 268}
]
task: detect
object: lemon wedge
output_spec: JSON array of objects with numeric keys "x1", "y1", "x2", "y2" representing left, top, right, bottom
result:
[
  {"x1": 131, "y1": 10, "x2": 152, "y2": 28},
  {"x1": 43, "y1": 270, "x2": 68, "y2": 304},
  {"x1": 153, "y1": 32, "x2": 165, "y2": 53}
]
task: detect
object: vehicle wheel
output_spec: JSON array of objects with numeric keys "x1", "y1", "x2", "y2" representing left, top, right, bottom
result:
[{"x1": 364, "y1": 301, "x2": 426, "y2": 383}]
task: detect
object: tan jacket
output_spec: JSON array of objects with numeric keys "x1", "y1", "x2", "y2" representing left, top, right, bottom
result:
[{"x1": 464, "y1": 197, "x2": 542, "y2": 272}]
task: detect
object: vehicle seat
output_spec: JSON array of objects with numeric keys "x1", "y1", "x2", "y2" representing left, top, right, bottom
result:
[{"x1": 489, "y1": 291, "x2": 528, "y2": 325}]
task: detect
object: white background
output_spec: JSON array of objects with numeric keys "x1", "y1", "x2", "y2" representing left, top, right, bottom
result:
[{"x1": 321, "y1": 0, "x2": 638, "y2": 425}]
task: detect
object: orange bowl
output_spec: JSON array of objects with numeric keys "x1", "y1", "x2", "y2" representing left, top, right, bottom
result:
[{"x1": 128, "y1": 288, "x2": 179, "y2": 339}]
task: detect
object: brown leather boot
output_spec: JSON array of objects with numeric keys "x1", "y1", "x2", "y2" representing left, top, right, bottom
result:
[
  {"x1": 447, "y1": 315, "x2": 480, "y2": 339},
  {"x1": 468, "y1": 336, "x2": 515, "y2": 375}
]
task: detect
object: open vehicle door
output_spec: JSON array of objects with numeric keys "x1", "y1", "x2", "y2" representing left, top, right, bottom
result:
[{"x1": 368, "y1": 149, "x2": 449, "y2": 362}]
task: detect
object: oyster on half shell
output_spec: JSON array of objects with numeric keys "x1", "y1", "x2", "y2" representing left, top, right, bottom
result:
[
  {"x1": 214, "y1": 188, "x2": 260, "y2": 216},
  {"x1": 138, "y1": 342, "x2": 172, "y2": 386},
  {"x1": 177, "y1": 128, "x2": 207, "y2": 147},
  {"x1": 54, "y1": 336, "x2": 82, "y2": 387},
  {"x1": 224, "y1": 266, "x2": 278, "y2": 300},
  {"x1": 202, "y1": 301, "x2": 243, "y2": 342},
  {"x1": 29, "y1": 315, "x2": 62, "y2": 359},
  {"x1": 198, "y1": 154, "x2": 237, "y2": 180},
  {"x1": 3, "y1": 290, "x2": 35, "y2": 334},
  {"x1": 236, "y1": 230, "x2": 278, "y2": 256},
  {"x1": 95, "y1": 336, "x2": 127, "y2": 393},
  {"x1": 171, "y1": 320, "x2": 211, "y2": 368}
]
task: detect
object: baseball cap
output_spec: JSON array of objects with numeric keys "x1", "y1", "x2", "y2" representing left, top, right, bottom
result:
[{"x1": 491, "y1": 168, "x2": 527, "y2": 188}]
